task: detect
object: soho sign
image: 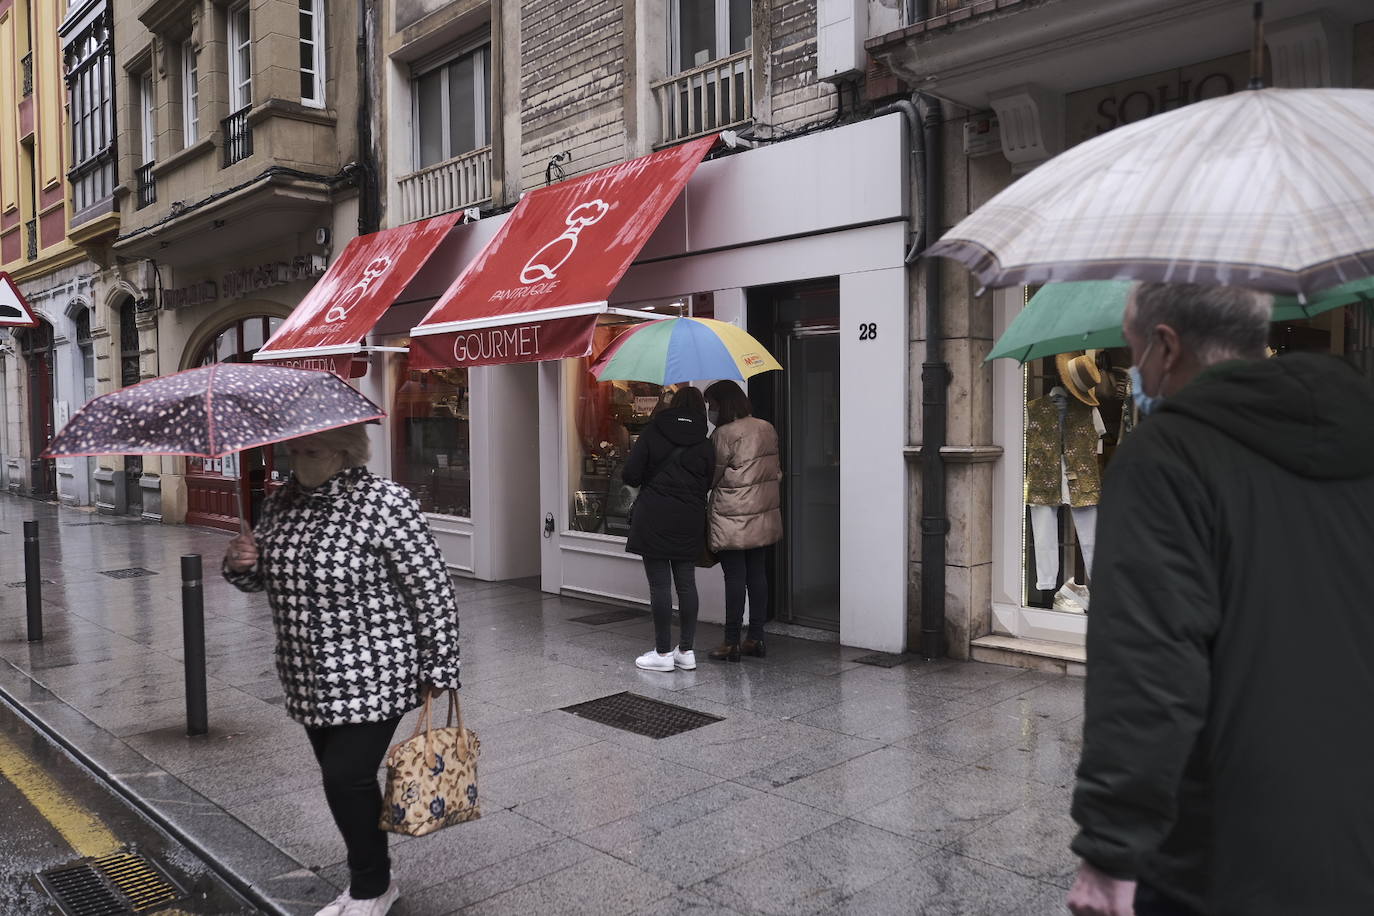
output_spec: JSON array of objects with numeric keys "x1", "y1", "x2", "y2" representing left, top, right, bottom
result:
[{"x1": 1094, "y1": 71, "x2": 1236, "y2": 133}]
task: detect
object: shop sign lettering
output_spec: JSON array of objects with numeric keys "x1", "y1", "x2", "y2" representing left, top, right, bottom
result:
[
  {"x1": 160, "y1": 256, "x2": 328, "y2": 310},
  {"x1": 452, "y1": 325, "x2": 543, "y2": 363},
  {"x1": 1095, "y1": 72, "x2": 1236, "y2": 133},
  {"x1": 488, "y1": 280, "x2": 560, "y2": 302}
]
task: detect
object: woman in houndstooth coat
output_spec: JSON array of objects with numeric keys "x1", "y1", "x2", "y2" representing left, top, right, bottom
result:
[{"x1": 223, "y1": 422, "x2": 458, "y2": 916}]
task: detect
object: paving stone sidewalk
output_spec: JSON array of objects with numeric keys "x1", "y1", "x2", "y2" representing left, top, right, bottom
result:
[{"x1": 0, "y1": 495, "x2": 1085, "y2": 915}]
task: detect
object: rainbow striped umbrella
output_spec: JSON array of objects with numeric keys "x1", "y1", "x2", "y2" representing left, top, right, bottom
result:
[{"x1": 591, "y1": 317, "x2": 782, "y2": 385}]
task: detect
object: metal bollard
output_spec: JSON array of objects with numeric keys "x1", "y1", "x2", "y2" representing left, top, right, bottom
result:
[
  {"x1": 24, "y1": 521, "x2": 42, "y2": 642},
  {"x1": 181, "y1": 554, "x2": 208, "y2": 736}
]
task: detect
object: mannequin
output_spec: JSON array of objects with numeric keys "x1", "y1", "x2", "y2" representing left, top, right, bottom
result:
[{"x1": 1025, "y1": 353, "x2": 1107, "y2": 605}]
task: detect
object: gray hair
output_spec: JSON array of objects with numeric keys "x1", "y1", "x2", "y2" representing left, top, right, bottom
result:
[
  {"x1": 1128, "y1": 282, "x2": 1272, "y2": 364},
  {"x1": 292, "y1": 423, "x2": 371, "y2": 467}
]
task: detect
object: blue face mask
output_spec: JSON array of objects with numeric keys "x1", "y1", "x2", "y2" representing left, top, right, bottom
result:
[{"x1": 1128, "y1": 339, "x2": 1165, "y2": 416}]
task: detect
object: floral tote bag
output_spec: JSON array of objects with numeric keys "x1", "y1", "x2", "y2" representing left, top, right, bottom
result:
[{"x1": 379, "y1": 690, "x2": 481, "y2": 836}]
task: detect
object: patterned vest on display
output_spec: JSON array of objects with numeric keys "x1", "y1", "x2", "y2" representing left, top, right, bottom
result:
[{"x1": 1024, "y1": 396, "x2": 1102, "y2": 507}]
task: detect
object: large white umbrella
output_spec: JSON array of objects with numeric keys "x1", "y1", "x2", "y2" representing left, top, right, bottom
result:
[{"x1": 926, "y1": 88, "x2": 1374, "y2": 298}]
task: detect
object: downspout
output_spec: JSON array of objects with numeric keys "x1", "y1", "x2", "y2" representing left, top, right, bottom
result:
[
  {"x1": 915, "y1": 92, "x2": 948, "y2": 660},
  {"x1": 878, "y1": 0, "x2": 950, "y2": 660},
  {"x1": 355, "y1": 0, "x2": 380, "y2": 235}
]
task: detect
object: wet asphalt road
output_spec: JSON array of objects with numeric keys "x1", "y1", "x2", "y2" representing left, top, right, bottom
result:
[{"x1": 0, "y1": 699, "x2": 260, "y2": 915}]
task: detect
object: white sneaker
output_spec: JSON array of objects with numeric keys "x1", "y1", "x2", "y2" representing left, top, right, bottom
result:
[
  {"x1": 313, "y1": 889, "x2": 353, "y2": 916},
  {"x1": 635, "y1": 649, "x2": 675, "y2": 671},
  {"x1": 341, "y1": 883, "x2": 400, "y2": 916},
  {"x1": 673, "y1": 647, "x2": 696, "y2": 670},
  {"x1": 1052, "y1": 578, "x2": 1090, "y2": 614}
]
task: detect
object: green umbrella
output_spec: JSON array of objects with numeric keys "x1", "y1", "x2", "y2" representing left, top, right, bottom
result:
[{"x1": 987, "y1": 277, "x2": 1374, "y2": 363}]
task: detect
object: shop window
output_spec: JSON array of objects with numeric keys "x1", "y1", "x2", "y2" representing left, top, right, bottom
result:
[
  {"x1": 392, "y1": 352, "x2": 471, "y2": 517},
  {"x1": 568, "y1": 295, "x2": 712, "y2": 536}
]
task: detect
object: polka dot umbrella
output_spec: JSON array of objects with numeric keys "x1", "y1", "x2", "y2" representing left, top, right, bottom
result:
[{"x1": 43, "y1": 362, "x2": 385, "y2": 528}]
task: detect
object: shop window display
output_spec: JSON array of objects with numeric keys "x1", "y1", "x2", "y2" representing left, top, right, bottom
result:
[
  {"x1": 393, "y1": 352, "x2": 471, "y2": 517},
  {"x1": 568, "y1": 294, "x2": 712, "y2": 535}
]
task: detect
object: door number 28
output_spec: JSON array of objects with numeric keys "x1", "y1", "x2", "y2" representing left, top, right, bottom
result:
[{"x1": 858, "y1": 322, "x2": 878, "y2": 341}]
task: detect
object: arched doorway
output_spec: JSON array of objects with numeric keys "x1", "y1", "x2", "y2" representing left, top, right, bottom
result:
[
  {"x1": 15, "y1": 319, "x2": 56, "y2": 498},
  {"x1": 184, "y1": 314, "x2": 285, "y2": 531}
]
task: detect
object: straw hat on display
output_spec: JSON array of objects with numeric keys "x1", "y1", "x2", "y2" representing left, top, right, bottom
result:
[{"x1": 1055, "y1": 350, "x2": 1101, "y2": 407}]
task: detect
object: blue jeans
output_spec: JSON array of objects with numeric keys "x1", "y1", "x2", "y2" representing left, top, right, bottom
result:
[{"x1": 643, "y1": 557, "x2": 698, "y2": 653}]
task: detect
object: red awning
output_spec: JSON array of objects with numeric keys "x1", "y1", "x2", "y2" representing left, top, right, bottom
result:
[
  {"x1": 408, "y1": 135, "x2": 718, "y2": 369},
  {"x1": 255, "y1": 212, "x2": 465, "y2": 371}
]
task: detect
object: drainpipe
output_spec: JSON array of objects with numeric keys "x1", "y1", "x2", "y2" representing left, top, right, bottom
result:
[
  {"x1": 355, "y1": 0, "x2": 380, "y2": 235},
  {"x1": 876, "y1": 0, "x2": 950, "y2": 660},
  {"x1": 915, "y1": 92, "x2": 949, "y2": 660}
]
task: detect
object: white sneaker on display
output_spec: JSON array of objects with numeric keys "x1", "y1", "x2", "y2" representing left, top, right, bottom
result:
[
  {"x1": 340, "y1": 883, "x2": 400, "y2": 916},
  {"x1": 673, "y1": 647, "x2": 696, "y2": 670},
  {"x1": 635, "y1": 649, "x2": 675, "y2": 671},
  {"x1": 1052, "y1": 579, "x2": 1090, "y2": 614}
]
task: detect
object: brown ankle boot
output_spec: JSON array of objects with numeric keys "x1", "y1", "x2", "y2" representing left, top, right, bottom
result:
[
  {"x1": 708, "y1": 643, "x2": 740, "y2": 662},
  {"x1": 740, "y1": 638, "x2": 767, "y2": 658}
]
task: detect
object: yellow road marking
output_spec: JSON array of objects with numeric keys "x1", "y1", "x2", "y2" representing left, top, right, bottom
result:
[{"x1": 0, "y1": 731, "x2": 121, "y2": 858}]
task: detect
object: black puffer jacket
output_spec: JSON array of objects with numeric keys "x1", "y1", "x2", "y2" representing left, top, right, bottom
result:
[
  {"x1": 622, "y1": 407, "x2": 714, "y2": 560},
  {"x1": 1071, "y1": 353, "x2": 1374, "y2": 915}
]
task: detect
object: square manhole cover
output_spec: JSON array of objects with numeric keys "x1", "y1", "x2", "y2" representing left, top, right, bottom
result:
[
  {"x1": 853, "y1": 652, "x2": 914, "y2": 668},
  {"x1": 39, "y1": 850, "x2": 182, "y2": 915},
  {"x1": 568, "y1": 609, "x2": 643, "y2": 625},
  {"x1": 562, "y1": 692, "x2": 722, "y2": 739},
  {"x1": 99, "y1": 568, "x2": 158, "y2": 580}
]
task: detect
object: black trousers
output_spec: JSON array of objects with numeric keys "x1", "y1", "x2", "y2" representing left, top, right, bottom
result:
[
  {"x1": 1135, "y1": 882, "x2": 1203, "y2": 916},
  {"x1": 643, "y1": 557, "x2": 698, "y2": 653},
  {"x1": 719, "y1": 547, "x2": 768, "y2": 645},
  {"x1": 305, "y1": 716, "x2": 403, "y2": 899}
]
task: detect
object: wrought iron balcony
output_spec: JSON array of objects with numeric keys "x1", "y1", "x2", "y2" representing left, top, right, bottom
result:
[
  {"x1": 136, "y1": 163, "x2": 157, "y2": 210},
  {"x1": 25, "y1": 219, "x2": 37, "y2": 261},
  {"x1": 651, "y1": 50, "x2": 753, "y2": 146},
  {"x1": 21, "y1": 52, "x2": 33, "y2": 97},
  {"x1": 398, "y1": 147, "x2": 492, "y2": 224},
  {"x1": 221, "y1": 107, "x2": 252, "y2": 167}
]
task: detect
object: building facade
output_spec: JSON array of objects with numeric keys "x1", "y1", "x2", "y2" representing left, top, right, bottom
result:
[
  {"x1": 106, "y1": 0, "x2": 370, "y2": 527},
  {"x1": 0, "y1": 0, "x2": 125, "y2": 509},
  {"x1": 868, "y1": 0, "x2": 1374, "y2": 666}
]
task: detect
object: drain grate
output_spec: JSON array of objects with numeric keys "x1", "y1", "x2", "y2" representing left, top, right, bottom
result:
[
  {"x1": 568, "y1": 609, "x2": 643, "y2": 625},
  {"x1": 39, "y1": 850, "x2": 182, "y2": 915},
  {"x1": 562, "y1": 692, "x2": 722, "y2": 739},
  {"x1": 99, "y1": 567, "x2": 158, "y2": 580},
  {"x1": 7, "y1": 578, "x2": 56, "y2": 588},
  {"x1": 853, "y1": 652, "x2": 914, "y2": 668},
  {"x1": 70, "y1": 522, "x2": 107, "y2": 527}
]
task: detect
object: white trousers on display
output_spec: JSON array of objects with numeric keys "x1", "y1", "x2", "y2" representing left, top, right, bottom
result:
[{"x1": 1029, "y1": 504, "x2": 1097, "y2": 591}]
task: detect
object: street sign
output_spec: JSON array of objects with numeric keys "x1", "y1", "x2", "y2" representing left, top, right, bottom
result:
[{"x1": 0, "y1": 272, "x2": 38, "y2": 327}]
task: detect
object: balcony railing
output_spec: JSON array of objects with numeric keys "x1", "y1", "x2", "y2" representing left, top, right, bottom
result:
[
  {"x1": 136, "y1": 163, "x2": 157, "y2": 210},
  {"x1": 25, "y1": 220, "x2": 37, "y2": 261},
  {"x1": 651, "y1": 49, "x2": 753, "y2": 145},
  {"x1": 21, "y1": 53, "x2": 33, "y2": 97},
  {"x1": 222, "y1": 107, "x2": 252, "y2": 167},
  {"x1": 398, "y1": 147, "x2": 493, "y2": 224}
]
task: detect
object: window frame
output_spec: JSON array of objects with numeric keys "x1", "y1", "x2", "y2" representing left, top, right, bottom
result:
[
  {"x1": 298, "y1": 0, "x2": 326, "y2": 108},
  {"x1": 409, "y1": 40, "x2": 490, "y2": 172},
  {"x1": 182, "y1": 39, "x2": 199, "y2": 145},
  {"x1": 668, "y1": 0, "x2": 751, "y2": 74},
  {"x1": 227, "y1": 1, "x2": 252, "y2": 113},
  {"x1": 138, "y1": 72, "x2": 156, "y2": 165}
]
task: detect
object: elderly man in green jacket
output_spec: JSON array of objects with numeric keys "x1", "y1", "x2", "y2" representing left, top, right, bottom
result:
[{"x1": 1067, "y1": 282, "x2": 1374, "y2": 916}]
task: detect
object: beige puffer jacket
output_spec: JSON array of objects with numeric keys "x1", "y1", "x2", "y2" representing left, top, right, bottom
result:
[{"x1": 708, "y1": 416, "x2": 783, "y2": 552}]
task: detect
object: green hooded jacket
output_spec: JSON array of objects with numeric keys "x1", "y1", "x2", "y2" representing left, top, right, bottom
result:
[{"x1": 1071, "y1": 353, "x2": 1374, "y2": 916}]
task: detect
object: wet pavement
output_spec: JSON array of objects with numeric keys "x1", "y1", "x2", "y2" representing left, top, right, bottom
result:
[
  {"x1": 0, "y1": 698, "x2": 255, "y2": 914},
  {"x1": 0, "y1": 494, "x2": 1086, "y2": 915}
]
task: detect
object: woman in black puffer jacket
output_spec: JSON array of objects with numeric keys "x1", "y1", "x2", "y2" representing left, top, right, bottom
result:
[{"x1": 622, "y1": 386, "x2": 715, "y2": 673}]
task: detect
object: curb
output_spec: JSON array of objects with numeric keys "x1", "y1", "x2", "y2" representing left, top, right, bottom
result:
[{"x1": 0, "y1": 660, "x2": 319, "y2": 916}]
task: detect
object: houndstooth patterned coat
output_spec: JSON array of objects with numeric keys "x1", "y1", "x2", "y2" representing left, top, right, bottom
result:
[{"x1": 224, "y1": 467, "x2": 461, "y2": 727}]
